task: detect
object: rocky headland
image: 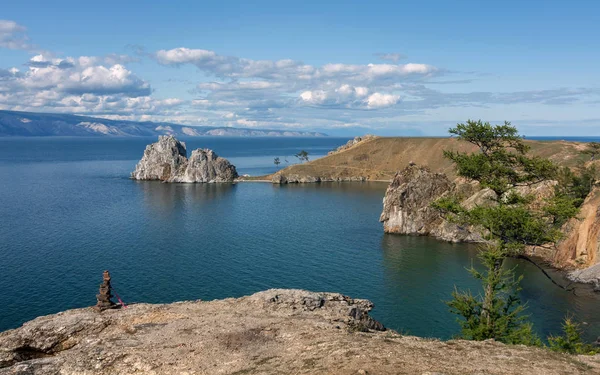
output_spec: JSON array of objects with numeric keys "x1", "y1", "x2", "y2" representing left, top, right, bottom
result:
[
  {"x1": 131, "y1": 135, "x2": 238, "y2": 183},
  {"x1": 2, "y1": 289, "x2": 598, "y2": 375},
  {"x1": 379, "y1": 164, "x2": 600, "y2": 289}
]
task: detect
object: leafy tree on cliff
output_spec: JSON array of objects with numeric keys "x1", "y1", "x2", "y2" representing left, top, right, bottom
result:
[
  {"x1": 274, "y1": 157, "x2": 281, "y2": 167},
  {"x1": 433, "y1": 120, "x2": 579, "y2": 344}
]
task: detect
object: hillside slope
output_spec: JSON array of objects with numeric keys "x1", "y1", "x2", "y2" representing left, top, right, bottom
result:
[{"x1": 270, "y1": 137, "x2": 588, "y2": 182}]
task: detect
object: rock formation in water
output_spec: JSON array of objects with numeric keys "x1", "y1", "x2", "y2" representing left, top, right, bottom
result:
[
  {"x1": 379, "y1": 165, "x2": 484, "y2": 242},
  {"x1": 131, "y1": 135, "x2": 238, "y2": 183},
  {"x1": 1, "y1": 289, "x2": 596, "y2": 375}
]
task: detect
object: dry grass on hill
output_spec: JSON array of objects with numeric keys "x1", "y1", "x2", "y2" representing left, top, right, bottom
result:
[{"x1": 270, "y1": 137, "x2": 589, "y2": 182}]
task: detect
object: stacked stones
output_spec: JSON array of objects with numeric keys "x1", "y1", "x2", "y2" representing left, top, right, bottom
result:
[{"x1": 95, "y1": 270, "x2": 116, "y2": 311}]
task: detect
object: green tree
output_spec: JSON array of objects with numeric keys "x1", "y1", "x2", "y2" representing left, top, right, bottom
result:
[
  {"x1": 548, "y1": 317, "x2": 600, "y2": 354},
  {"x1": 552, "y1": 164, "x2": 596, "y2": 220},
  {"x1": 295, "y1": 150, "x2": 309, "y2": 163},
  {"x1": 448, "y1": 246, "x2": 540, "y2": 345},
  {"x1": 274, "y1": 157, "x2": 281, "y2": 167},
  {"x1": 433, "y1": 120, "x2": 578, "y2": 344}
]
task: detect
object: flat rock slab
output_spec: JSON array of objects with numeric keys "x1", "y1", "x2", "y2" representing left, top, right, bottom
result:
[{"x1": 1, "y1": 289, "x2": 599, "y2": 375}]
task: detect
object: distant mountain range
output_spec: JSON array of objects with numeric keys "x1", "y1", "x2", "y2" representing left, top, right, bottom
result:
[{"x1": 0, "y1": 110, "x2": 327, "y2": 137}]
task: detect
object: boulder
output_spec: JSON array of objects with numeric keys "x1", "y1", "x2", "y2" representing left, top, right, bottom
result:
[{"x1": 131, "y1": 136, "x2": 238, "y2": 183}]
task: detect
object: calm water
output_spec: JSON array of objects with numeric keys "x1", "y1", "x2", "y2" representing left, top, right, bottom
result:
[{"x1": 1, "y1": 136, "x2": 599, "y2": 341}]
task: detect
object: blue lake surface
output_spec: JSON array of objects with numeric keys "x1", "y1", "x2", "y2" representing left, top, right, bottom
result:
[{"x1": 0, "y1": 136, "x2": 599, "y2": 341}]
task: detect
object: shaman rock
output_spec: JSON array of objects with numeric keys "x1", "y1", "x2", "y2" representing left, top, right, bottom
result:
[{"x1": 131, "y1": 135, "x2": 238, "y2": 183}]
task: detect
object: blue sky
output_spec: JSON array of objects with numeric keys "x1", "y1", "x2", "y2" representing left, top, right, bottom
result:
[{"x1": 1, "y1": 0, "x2": 599, "y2": 135}]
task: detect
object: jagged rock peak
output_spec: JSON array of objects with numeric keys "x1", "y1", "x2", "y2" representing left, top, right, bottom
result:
[{"x1": 131, "y1": 135, "x2": 238, "y2": 183}]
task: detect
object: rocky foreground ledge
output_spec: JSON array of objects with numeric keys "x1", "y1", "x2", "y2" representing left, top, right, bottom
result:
[
  {"x1": 131, "y1": 135, "x2": 238, "y2": 183},
  {"x1": 1, "y1": 289, "x2": 598, "y2": 375}
]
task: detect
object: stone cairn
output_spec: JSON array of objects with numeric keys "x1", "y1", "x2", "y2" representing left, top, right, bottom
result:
[{"x1": 95, "y1": 270, "x2": 116, "y2": 311}]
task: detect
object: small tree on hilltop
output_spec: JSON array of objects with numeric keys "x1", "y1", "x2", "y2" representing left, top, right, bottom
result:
[
  {"x1": 274, "y1": 157, "x2": 281, "y2": 167},
  {"x1": 295, "y1": 150, "x2": 309, "y2": 163},
  {"x1": 433, "y1": 120, "x2": 579, "y2": 344}
]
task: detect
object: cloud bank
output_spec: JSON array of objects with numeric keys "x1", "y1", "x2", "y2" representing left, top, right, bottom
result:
[{"x1": 0, "y1": 19, "x2": 599, "y2": 133}]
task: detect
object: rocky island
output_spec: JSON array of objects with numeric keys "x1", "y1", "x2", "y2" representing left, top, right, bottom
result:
[
  {"x1": 131, "y1": 135, "x2": 238, "y2": 183},
  {"x1": 1, "y1": 289, "x2": 598, "y2": 375}
]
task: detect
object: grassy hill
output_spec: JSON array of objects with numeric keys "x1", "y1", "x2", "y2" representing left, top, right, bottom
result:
[{"x1": 269, "y1": 137, "x2": 589, "y2": 182}]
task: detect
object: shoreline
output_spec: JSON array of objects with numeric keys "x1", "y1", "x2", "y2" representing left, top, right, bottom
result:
[{"x1": 235, "y1": 177, "x2": 393, "y2": 183}]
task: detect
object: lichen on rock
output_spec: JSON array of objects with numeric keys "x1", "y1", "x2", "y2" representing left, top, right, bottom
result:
[{"x1": 131, "y1": 135, "x2": 238, "y2": 183}]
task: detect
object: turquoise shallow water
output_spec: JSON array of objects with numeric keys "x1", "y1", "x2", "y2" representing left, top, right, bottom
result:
[{"x1": 0, "y1": 136, "x2": 599, "y2": 341}]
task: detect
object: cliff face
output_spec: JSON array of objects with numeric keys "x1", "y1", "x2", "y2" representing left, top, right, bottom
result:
[
  {"x1": 1, "y1": 289, "x2": 596, "y2": 375},
  {"x1": 131, "y1": 136, "x2": 238, "y2": 183},
  {"x1": 556, "y1": 187, "x2": 600, "y2": 267},
  {"x1": 379, "y1": 165, "x2": 483, "y2": 242},
  {"x1": 557, "y1": 187, "x2": 600, "y2": 289}
]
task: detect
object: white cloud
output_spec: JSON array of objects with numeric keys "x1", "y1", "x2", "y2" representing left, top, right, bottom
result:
[
  {"x1": 10, "y1": 55, "x2": 150, "y2": 97},
  {"x1": 375, "y1": 53, "x2": 405, "y2": 62},
  {"x1": 155, "y1": 47, "x2": 435, "y2": 85},
  {"x1": 2, "y1": 22, "x2": 599, "y2": 134},
  {"x1": 299, "y1": 84, "x2": 380, "y2": 109},
  {"x1": 156, "y1": 48, "x2": 222, "y2": 65},
  {"x1": 0, "y1": 53, "x2": 179, "y2": 117},
  {"x1": 366, "y1": 93, "x2": 400, "y2": 108},
  {"x1": 0, "y1": 20, "x2": 31, "y2": 50}
]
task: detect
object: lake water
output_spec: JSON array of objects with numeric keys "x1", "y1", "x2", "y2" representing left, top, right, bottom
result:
[{"x1": 1, "y1": 136, "x2": 599, "y2": 341}]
